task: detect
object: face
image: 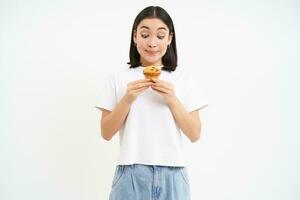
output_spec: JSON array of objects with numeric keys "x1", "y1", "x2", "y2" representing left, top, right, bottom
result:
[{"x1": 134, "y1": 18, "x2": 172, "y2": 67}]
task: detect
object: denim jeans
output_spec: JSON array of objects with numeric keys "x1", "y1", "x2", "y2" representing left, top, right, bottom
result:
[{"x1": 109, "y1": 164, "x2": 191, "y2": 200}]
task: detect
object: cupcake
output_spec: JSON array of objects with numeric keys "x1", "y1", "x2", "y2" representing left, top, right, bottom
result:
[{"x1": 143, "y1": 66, "x2": 161, "y2": 79}]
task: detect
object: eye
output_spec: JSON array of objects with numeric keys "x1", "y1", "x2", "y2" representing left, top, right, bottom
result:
[
  {"x1": 141, "y1": 33, "x2": 149, "y2": 38},
  {"x1": 157, "y1": 35, "x2": 165, "y2": 40}
]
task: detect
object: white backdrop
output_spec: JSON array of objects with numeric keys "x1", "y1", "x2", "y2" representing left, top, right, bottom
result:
[{"x1": 1, "y1": 0, "x2": 299, "y2": 199}]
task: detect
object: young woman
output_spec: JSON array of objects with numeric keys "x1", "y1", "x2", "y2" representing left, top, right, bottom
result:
[{"x1": 96, "y1": 6, "x2": 207, "y2": 200}]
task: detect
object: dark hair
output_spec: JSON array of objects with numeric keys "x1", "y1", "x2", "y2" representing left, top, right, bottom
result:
[{"x1": 128, "y1": 6, "x2": 178, "y2": 72}]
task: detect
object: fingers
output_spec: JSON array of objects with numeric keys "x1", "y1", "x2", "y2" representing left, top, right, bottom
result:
[
  {"x1": 131, "y1": 78, "x2": 152, "y2": 84},
  {"x1": 135, "y1": 86, "x2": 149, "y2": 93},
  {"x1": 128, "y1": 79, "x2": 152, "y2": 88},
  {"x1": 152, "y1": 81, "x2": 173, "y2": 91},
  {"x1": 150, "y1": 78, "x2": 165, "y2": 83},
  {"x1": 151, "y1": 85, "x2": 168, "y2": 94},
  {"x1": 128, "y1": 78, "x2": 174, "y2": 94},
  {"x1": 132, "y1": 82, "x2": 153, "y2": 90},
  {"x1": 125, "y1": 79, "x2": 153, "y2": 101}
]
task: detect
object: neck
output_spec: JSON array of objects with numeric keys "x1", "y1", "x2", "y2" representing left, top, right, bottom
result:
[{"x1": 140, "y1": 59, "x2": 162, "y2": 68}]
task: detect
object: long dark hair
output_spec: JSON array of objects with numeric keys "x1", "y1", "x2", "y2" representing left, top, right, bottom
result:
[{"x1": 128, "y1": 6, "x2": 178, "y2": 72}]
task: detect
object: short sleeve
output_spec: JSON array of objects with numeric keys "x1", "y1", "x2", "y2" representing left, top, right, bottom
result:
[
  {"x1": 184, "y1": 72, "x2": 208, "y2": 112},
  {"x1": 95, "y1": 73, "x2": 117, "y2": 112}
]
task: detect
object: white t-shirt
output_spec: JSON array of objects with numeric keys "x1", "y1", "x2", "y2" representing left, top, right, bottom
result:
[{"x1": 96, "y1": 65, "x2": 207, "y2": 167}]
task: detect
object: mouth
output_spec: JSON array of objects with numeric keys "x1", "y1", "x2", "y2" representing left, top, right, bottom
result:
[{"x1": 146, "y1": 50, "x2": 158, "y2": 56}]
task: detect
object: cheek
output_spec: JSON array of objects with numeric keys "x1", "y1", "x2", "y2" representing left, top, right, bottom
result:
[
  {"x1": 159, "y1": 44, "x2": 168, "y2": 54},
  {"x1": 136, "y1": 38, "x2": 147, "y2": 48},
  {"x1": 137, "y1": 45, "x2": 147, "y2": 55},
  {"x1": 159, "y1": 40, "x2": 168, "y2": 49},
  {"x1": 136, "y1": 45, "x2": 145, "y2": 55},
  {"x1": 136, "y1": 40, "x2": 144, "y2": 53}
]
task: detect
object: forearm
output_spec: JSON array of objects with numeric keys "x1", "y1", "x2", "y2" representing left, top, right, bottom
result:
[
  {"x1": 101, "y1": 94, "x2": 132, "y2": 140},
  {"x1": 168, "y1": 97, "x2": 201, "y2": 142}
]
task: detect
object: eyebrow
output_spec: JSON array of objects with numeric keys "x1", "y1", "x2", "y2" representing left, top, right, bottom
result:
[{"x1": 139, "y1": 26, "x2": 167, "y2": 31}]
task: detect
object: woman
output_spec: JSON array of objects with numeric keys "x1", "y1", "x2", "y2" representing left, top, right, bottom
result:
[{"x1": 96, "y1": 6, "x2": 207, "y2": 200}]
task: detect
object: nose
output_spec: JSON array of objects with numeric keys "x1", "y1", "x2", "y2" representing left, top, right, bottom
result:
[{"x1": 147, "y1": 37, "x2": 157, "y2": 48}]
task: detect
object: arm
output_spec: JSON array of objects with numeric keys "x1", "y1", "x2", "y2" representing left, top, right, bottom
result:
[
  {"x1": 99, "y1": 79, "x2": 153, "y2": 141},
  {"x1": 150, "y1": 78, "x2": 203, "y2": 143},
  {"x1": 100, "y1": 94, "x2": 132, "y2": 141},
  {"x1": 168, "y1": 97, "x2": 202, "y2": 143}
]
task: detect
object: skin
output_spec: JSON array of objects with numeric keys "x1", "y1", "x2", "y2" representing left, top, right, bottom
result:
[
  {"x1": 100, "y1": 18, "x2": 202, "y2": 142},
  {"x1": 133, "y1": 18, "x2": 172, "y2": 67}
]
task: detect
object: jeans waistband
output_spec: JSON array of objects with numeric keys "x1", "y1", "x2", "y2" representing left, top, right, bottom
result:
[{"x1": 118, "y1": 164, "x2": 184, "y2": 170}]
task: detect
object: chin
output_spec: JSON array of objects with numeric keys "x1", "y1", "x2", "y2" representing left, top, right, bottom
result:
[{"x1": 143, "y1": 56, "x2": 162, "y2": 65}]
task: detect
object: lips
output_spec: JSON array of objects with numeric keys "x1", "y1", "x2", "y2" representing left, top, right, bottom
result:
[{"x1": 146, "y1": 50, "x2": 158, "y2": 56}]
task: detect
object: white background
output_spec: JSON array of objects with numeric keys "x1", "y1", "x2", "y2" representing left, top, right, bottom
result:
[{"x1": 1, "y1": 0, "x2": 299, "y2": 199}]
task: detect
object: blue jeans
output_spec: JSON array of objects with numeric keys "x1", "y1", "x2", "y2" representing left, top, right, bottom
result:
[{"x1": 109, "y1": 164, "x2": 191, "y2": 200}]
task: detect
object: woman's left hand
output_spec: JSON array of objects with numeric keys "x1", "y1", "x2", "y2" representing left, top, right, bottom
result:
[{"x1": 150, "y1": 78, "x2": 177, "y2": 105}]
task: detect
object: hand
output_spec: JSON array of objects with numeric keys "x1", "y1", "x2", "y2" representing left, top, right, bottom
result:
[
  {"x1": 150, "y1": 78, "x2": 177, "y2": 105},
  {"x1": 125, "y1": 79, "x2": 153, "y2": 103}
]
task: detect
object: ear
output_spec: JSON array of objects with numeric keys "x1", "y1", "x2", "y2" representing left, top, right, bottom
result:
[{"x1": 168, "y1": 32, "x2": 173, "y2": 45}]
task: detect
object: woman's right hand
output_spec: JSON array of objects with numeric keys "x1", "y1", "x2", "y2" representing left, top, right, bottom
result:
[{"x1": 125, "y1": 79, "x2": 153, "y2": 103}]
